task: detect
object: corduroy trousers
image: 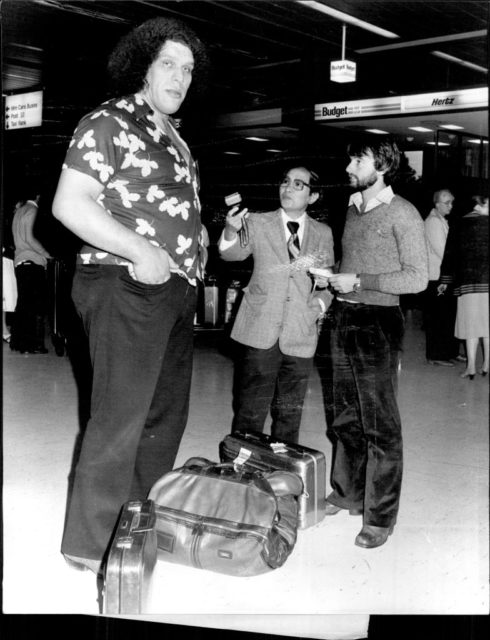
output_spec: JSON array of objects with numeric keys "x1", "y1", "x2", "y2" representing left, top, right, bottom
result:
[{"x1": 319, "y1": 300, "x2": 404, "y2": 528}]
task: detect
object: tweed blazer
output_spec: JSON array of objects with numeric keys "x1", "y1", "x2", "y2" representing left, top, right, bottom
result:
[{"x1": 220, "y1": 210, "x2": 334, "y2": 357}]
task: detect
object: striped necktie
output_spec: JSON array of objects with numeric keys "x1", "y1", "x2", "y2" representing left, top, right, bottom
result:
[{"x1": 287, "y1": 221, "x2": 300, "y2": 262}]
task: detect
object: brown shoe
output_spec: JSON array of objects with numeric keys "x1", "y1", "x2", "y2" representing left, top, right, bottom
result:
[
  {"x1": 355, "y1": 525, "x2": 394, "y2": 548},
  {"x1": 325, "y1": 501, "x2": 342, "y2": 515},
  {"x1": 325, "y1": 500, "x2": 363, "y2": 516}
]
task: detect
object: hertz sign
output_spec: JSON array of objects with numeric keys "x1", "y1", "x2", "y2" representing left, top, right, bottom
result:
[
  {"x1": 4, "y1": 91, "x2": 43, "y2": 130},
  {"x1": 314, "y1": 87, "x2": 487, "y2": 121}
]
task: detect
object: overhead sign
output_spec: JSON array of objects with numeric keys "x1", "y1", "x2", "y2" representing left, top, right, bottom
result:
[
  {"x1": 330, "y1": 60, "x2": 356, "y2": 83},
  {"x1": 315, "y1": 87, "x2": 488, "y2": 121},
  {"x1": 4, "y1": 91, "x2": 43, "y2": 130}
]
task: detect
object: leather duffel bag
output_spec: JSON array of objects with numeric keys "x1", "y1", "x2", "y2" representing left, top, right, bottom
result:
[{"x1": 147, "y1": 457, "x2": 303, "y2": 577}]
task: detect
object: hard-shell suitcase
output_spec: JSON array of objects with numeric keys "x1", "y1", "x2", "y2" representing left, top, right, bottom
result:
[
  {"x1": 219, "y1": 431, "x2": 326, "y2": 529},
  {"x1": 103, "y1": 500, "x2": 157, "y2": 615}
]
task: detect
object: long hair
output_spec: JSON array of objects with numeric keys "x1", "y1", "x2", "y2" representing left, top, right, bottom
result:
[
  {"x1": 107, "y1": 17, "x2": 209, "y2": 96},
  {"x1": 347, "y1": 136, "x2": 400, "y2": 184}
]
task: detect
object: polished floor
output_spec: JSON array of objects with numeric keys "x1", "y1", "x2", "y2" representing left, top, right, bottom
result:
[{"x1": 2, "y1": 311, "x2": 488, "y2": 638}]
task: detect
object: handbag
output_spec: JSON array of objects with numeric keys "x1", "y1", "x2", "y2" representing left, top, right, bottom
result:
[{"x1": 147, "y1": 457, "x2": 302, "y2": 577}]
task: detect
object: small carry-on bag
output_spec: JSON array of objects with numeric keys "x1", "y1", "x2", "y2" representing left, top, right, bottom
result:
[
  {"x1": 219, "y1": 431, "x2": 326, "y2": 529},
  {"x1": 148, "y1": 457, "x2": 302, "y2": 577},
  {"x1": 103, "y1": 500, "x2": 158, "y2": 615}
]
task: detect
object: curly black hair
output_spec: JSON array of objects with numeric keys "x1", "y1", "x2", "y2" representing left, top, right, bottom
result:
[{"x1": 107, "y1": 17, "x2": 209, "y2": 96}]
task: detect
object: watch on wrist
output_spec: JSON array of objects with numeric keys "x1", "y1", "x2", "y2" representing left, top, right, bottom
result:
[{"x1": 353, "y1": 274, "x2": 361, "y2": 292}]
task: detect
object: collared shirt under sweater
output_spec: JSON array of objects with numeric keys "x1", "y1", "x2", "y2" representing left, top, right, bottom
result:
[{"x1": 339, "y1": 187, "x2": 429, "y2": 306}]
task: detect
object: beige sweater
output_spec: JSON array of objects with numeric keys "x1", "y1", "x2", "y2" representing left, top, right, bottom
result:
[{"x1": 339, "y1": 195, "x2": 429, "y2": 306}]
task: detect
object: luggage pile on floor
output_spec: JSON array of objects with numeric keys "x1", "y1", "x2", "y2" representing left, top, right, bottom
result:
[{"x1": 103, "y1": 431, "x2": 326, "y2": 614}]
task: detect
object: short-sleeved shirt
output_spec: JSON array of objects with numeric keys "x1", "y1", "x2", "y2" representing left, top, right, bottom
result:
[{"x1": 61, "y1": 93, "x2": 205, "y2": 284}]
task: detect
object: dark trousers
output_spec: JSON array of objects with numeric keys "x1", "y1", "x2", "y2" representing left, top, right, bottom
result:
[
  {"x1": 232, "y1": 341, "x2": 313, "y2": 443},
  {"x1": 423, "y1": 281, "x2": 459, "y2": 361},
  {"x1": 11, "y1": 262, "x2": 47, "y2": 350},
  {"x1": 61, "y1": 266, "x2": 197, "y2": 561},
  {"x1": 321, "y1": 301, "x2": 404, "y2": 528}
]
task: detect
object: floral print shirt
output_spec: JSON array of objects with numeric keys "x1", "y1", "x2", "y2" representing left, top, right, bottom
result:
[{"x1": 61, "y1": 93, "x2": 205, "y2": 284}]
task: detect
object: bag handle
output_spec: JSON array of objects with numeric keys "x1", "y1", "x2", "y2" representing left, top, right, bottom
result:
[
  {"x1": 182, "y1": 457, "x2": 277, "y2": 499},
  {"x1": 184, "y1": 457, "x2": 242, "y2": 473}
]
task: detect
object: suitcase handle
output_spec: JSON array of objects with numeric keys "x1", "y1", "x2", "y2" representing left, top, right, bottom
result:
[
  {"x1": 234, "y1": 430, "x2": 288, "y2": 448},
  {"x1": 122, "y1": 501, "x2": 156, "y2": 533}
]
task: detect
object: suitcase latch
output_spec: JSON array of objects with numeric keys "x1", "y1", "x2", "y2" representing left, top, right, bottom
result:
[{"x1": 116, "y1": 536, "x2": 134, "y2": 549}]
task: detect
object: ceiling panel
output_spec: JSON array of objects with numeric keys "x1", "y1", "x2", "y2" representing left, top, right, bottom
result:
[
  {"x1": 2, "y1": 0, "x2": 488, "y2": 102},
  {"x1": 1, "y1": 0, "x2": 488, "y2": 196}
]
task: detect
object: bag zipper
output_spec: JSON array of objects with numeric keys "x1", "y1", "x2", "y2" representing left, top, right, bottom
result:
[
  {"x1": 155, "y1": 506, "x2": 270, "y2": 568},
  {"x1": 191, "y1": 521, "x2": 204, "y2": 569}
]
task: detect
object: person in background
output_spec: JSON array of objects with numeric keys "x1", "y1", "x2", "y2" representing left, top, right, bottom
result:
[
  {"x1": 318, "y1": 137, "x2": 428, "y2": 549},
  {"x1": 10, "y1": 194, "x2": 52, "y2": 354},
  {"x1": 3, "y1": 199, "x2": 22, "y2": 343},
  {"x1": 51, "y1": 17, "x2": 209, "y2": 574},
  {"x1": 439, "y1": 195, "x2": 489, "y2": 380},
  {"x1": 3, "y1": 248, "x2": 18, "y2": 343},
  {"x1": 219, "y1": 166, "x2": 334, "y2": 444},
  {"x1": 423, "y1": 189, "x2": 460, "y2": 366}
]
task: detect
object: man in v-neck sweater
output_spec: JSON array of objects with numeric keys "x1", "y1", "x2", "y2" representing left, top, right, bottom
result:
[{"x1": 319, "y1": 137, "x2": 428, "y2": 549}]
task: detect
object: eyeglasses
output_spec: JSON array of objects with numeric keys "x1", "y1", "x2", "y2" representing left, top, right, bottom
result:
[{"x1": 280, "y1": 178, "x2": 311, "y2": 191}]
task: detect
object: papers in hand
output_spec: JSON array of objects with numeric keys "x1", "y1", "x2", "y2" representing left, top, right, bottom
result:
[{"x1": 309, "y1": 267, "x2": 334, "y2": 278}]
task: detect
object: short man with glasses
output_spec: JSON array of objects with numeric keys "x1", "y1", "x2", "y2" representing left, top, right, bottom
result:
[
  {"x1": 423, "y1": 189, "x2": 460, "y2": 366},
  {"x1": 219, "y1": 166, "x2": 334, "y2": 443}
]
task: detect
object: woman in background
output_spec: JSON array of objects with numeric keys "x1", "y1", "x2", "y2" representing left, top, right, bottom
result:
[
  {"x1": 439, "y1": 195, "x2": 489, "y2": 380},
  {"x1": 2, "y1": 247, "x2": 18, "y2": 342},
  {"x1": 2, "y1": 200, "x2": 22, "y2": 343}
]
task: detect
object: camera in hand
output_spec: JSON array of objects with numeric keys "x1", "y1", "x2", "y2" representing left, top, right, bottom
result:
[
  {"x1": 225, "y1": 192, "x2": 243, "y2": 215},
  {"x1": 224, "y1": 192, "x2": 249, "y2": 246}
]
